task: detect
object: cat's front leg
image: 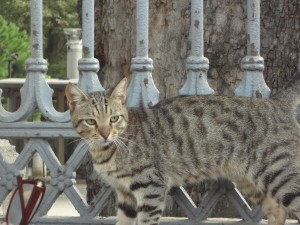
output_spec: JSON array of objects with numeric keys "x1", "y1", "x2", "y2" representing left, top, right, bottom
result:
[
  {"x1": 133, "y1": 184, "x2": 167, "y2": 225},
  {"x1": 115, "y1": 189, "x2": 137, "y2": 225}
]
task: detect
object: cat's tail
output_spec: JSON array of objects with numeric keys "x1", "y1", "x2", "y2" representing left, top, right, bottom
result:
[{"x1": 272, "y1": 73, "x2": 300, "y2": 120}]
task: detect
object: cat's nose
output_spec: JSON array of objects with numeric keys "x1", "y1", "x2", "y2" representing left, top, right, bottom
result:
[
  {"x1": 100, "y1": 131, "x2": 110, "y2": 140},
  {"x1": 98, "y1": 127, "x2": 110, "y2": 141}
]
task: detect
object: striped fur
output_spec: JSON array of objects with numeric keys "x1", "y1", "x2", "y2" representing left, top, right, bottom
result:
[{"x1": 66, "y1": 74, "x2": 300, "y2": 225}]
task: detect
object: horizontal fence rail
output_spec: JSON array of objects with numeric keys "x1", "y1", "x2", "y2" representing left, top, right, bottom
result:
[{"x1": 0, "y1": 0, "x2": 298, "y2": 224}]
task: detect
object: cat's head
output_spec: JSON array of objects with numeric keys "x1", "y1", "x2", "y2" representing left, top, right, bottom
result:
[{"x1": 65, "y1": 78, "x2": 128, "y2": 146}]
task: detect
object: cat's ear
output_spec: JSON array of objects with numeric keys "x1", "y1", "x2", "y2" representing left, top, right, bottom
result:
[
  {"x1": 110, "y1": 78, "x2": 127, "y2": 104},
  {"x1": 65, "y1": 83, "x2": 88, "y2": 110}
]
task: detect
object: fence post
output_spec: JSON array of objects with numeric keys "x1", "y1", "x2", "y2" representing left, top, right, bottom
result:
[
  {"x1": 179, "y1": 0, "x2": 214, "y2": 95},
  {"x1": 26, "y1": 0, "x2": 48, "y2": 75},
  {"x1": 234, "y1": 0, "x2": 270, "y2": 98},
  {"x1": 126, "y1": 0, "x2": 159, "y2": 108},
  {"x1": 64, "y1": 28, "x2": 82, "y2": 79},
  {"x1": 78, "y1": 0, "x2": 104, "y2": 94}
]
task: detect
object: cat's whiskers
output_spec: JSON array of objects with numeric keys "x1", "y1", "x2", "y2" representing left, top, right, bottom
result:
[
  {"x1": 114, "y1": 139, "x2": 126, "y2": 153},
  {"x1": 112, "y1": 139, "x2": 122, "y2": 153},
  {"x1": 114, "y1": 138, "x2": 129, "y2": 154},
  {"x1": 118, "y1": 136, "x2": 136, "y2": 145},
  {"x1": 67, "y1": 138, "x2": 84, "y2": 145},
  {"x1": 113, "y1": 140, "x2": 123, "y2": 153},
  {"x1": 81, "y1": 141, "x2": 92, "y2": 153},
  {"x1": 84, "y1": 137, "x2": 100, "y2": 150}
]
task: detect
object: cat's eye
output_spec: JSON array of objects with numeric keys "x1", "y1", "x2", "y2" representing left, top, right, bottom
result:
[
  {"x1": 85, "y1": 119, "x2": 96, "y2": 125},
  {"x1": 110, "y1": 116, "x2": 119, "y2": 123}
]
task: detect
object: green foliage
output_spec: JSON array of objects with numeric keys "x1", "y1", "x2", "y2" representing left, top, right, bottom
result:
[
  {"x1": 0, "y1": 0, "x2": 80, "y2": 78},
  {"x1": 0, "y1": 15, "x2": 30, "y2": 79},
  {"x1": 0, "y1": 1, "x2": 31, "y2": 34}
]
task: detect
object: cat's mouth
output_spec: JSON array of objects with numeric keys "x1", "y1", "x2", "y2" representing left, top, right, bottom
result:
[
  {"x1": 90, "y1": 135, "x2": 112, "y2": 144},
  {"x1": 85, "y1": 137, "x2": 114, "y2": 151},
  {"x1": 90, "y1": 133, "x2": 115, "y2": 144},
  {"x1": 100, "y1": 135, "x2": 120, "y2": 146}
]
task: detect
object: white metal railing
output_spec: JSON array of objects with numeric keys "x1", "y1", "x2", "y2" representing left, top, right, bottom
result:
[
  {"x1": 234, "y1": 0, "x2": 270, "y2": 98},
  {"x1": 179, "y1": 0, "x2": 214, "y2": 96},
  {"x1": 0, "y1": 0, "x2": 298, "y2": 224}
]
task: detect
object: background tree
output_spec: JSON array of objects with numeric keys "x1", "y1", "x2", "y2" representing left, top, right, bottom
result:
[
  {"x1": 0, "y1": 0, "x2": 80, "y2": 78},
  {"x1": 0, "y1": 15, "x2": 30, "y2": 79},
  {"x1": 84, "y1": 0, "x2": 300, "y2": 217},
  {"x1": 93, "y1": 0, "x2": 300, "y2": 97}
]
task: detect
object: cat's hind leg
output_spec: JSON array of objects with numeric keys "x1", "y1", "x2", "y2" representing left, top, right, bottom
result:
[
  {"x1": 261, "y1": 196, "x2": 287, "y2": 225},
  {"x1": 277, "y1": 183, "x2": 300, "y2": 222},
  {"x1": 115, "y1": 189, "x2": 137, "y2": 225},
  {"x1": 266, "y1": 172, "x2": 300, "y2": 223}
]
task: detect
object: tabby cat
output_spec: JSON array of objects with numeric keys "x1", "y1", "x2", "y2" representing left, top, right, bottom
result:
[{"x1": 65, "y1": 74, "x2": 300, "y2": 225}]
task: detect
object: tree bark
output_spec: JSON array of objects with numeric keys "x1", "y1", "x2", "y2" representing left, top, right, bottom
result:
[
  {"x1": 82, "y1": 0, "x2": 300, "y2": 217},
  {"x1": 93, "y1": 0, "x2": 300, "y2": 96}
]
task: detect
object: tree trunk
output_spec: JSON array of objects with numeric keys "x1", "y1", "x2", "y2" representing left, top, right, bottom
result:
[
  {"x1": 82, "y1": 0, "x2": 300, "y2": 217},
  {"x1": 93, "y1": 0, "x2": 300, "y2": 97}
]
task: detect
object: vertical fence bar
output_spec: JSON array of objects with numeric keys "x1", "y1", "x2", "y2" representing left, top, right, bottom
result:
[
  {"x1": 30, "y1": 0, "x2": 43, "y2": 60},
  {"x1": 26, "y1": 0, "x2": 48, "y2": 74},
  {"x1": 126, "y1": 0, "x2": 159, "y2": 108},
  {"x1": 28, "y1": 0, "x2": 49, "y2": 174},
  {"x1": 78, "y1": 0, "x2": 104, "y2": 94},
  {"x1": 234, "y1": 0, "x2": 270, "y2": 98},
  {"x1": 179, "y1": 0, "x2": 214, "y2": 96},
  {"x1": 82, "y1": 0, "x2": 94, "y2": 60},
  {"x1": 191, "y1": 0, "x2": 204, "y2": 57},
  {"x1": 136, "y1": 0, "x2": 149, "y2": 58}
]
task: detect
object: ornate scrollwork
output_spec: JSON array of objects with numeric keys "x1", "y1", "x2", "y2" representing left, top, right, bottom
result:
[{"x1": 50, "y1": 166, "x2": 76, "y2": 191}]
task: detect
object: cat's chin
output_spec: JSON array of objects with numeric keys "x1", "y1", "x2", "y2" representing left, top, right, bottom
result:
[
  {"x1": 100, "y1": 140, "x2": 113, "y2": 145},
  {"x1": 98, "y1": 139, "x2": 115, "y2": 146}
]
